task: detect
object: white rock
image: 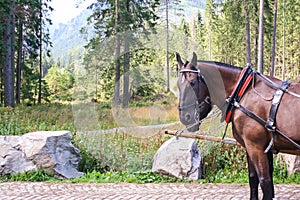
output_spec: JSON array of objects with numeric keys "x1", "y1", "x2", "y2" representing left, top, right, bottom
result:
[
  {"x1": 152, "y1": 136, "x2": 203, "y2": 181},
  {"x1": 279, "y1": 153, "x2": 300, "y2": 175},
  {"x1": 0, "y1": 131, "x2": 83, "y2": 179},
  {"x1": 0, "y1": 136, "x2": 37, "y2": 175}
]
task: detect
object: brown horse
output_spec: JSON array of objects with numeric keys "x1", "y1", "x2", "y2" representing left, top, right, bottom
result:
[{"x1": 176, "y1": 52, "x2": 300, "y2": 200}]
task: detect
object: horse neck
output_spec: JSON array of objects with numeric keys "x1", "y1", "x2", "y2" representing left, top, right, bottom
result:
[{"x1": 198, "y1": 61, "x2": 241, "y2": 109}]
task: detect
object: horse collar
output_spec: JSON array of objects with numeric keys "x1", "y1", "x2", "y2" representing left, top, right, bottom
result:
[{"x1": 222, "y1": 66, "x2": 254, "y2": 123}]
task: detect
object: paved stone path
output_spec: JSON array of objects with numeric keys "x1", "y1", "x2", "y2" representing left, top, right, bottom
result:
[{"x1": 0, "y1": 182, "x2": 299, "y2": 199}]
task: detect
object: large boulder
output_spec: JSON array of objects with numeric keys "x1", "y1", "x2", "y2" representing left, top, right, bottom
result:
[
  {"x1": 0, "y1": 136, "x2": 37, "y2": 175},
  {"x1": 152, "y1": 136, "x2": 203, "y2": 181},
  {"x1": 0, "y1": 131, "x2": 83, "y2": 179},
  {"x1": 279, "y1": 153, "x2": 300, "y2": 175}
]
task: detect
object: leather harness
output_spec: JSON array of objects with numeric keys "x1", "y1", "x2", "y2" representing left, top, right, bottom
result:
[
  {"x1": 223, "y1": 66, "x2": 253, "y2": 123},
  {"x1": 223, "y1": 66, "x2": 300, "y2": 153}
]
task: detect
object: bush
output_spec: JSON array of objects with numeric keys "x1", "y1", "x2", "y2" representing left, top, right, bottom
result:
[{"x1": 202, "y1": 144, "x2": 248, "y2": 183}]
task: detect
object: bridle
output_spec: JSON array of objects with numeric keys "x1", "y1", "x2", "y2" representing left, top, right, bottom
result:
[{"x1": 178, "y1": 66, "x2": 212, "y2": 123}]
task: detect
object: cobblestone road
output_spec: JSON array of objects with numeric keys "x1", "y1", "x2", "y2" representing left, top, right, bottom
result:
[{"x1": 0, "y1": 182, "x2": 299, "y2": 200}]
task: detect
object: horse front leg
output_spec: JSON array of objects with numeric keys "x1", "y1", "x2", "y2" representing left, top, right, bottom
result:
[
  {"x1": 247, "y1": 153, "x2": 259, "y2": 200},
  {"x1": 267, "y1": 151, "x2": 274, "y2": 198},
  {"x1": 247, "y1": 149, "x2": 274, "y2": 200}
]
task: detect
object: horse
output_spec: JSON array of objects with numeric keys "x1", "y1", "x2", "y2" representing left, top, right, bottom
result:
[{"x1": 176, "y1": 52, "x2": 300, "y2": 200}]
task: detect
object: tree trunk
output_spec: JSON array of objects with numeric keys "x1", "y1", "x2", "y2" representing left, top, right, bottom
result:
[
  {"x1": 209, "y1": 20, "x2": 212, "y2": 60},
  {"x1": 253, "y1": 1, "x2": 259, "y2": 69},
  {"x1": 114, "y1": 0, "x2": 121, "y2": 105},
  {"x1": 257, "y1": 0, "x2": 264, "y2": 73},
  {"x1": 0, "y1": 29, "x2": 3, "y2": 104},
  {"x1": 4, "y1": 0, "x2": 15, "y2": 108},
  {"x1": 38, "y1": 0, "x2": 42, "y2": 104},
  {"x1": 244, "y1": 0, "x2": 251, "y2": 64},
  {"x1": 16, "y1": 20, "x2": 23, "y2": 105},
  {"x1": 282, "y1": 0, "x2": 286, "y2": 80},
  {"x1": 123, "y1": 34, "x2": 130, "y2": 108},
  {"x1": 166, "y1": 0, "x2": 170, "y2": 92},
  {"x1": 123, "y1": 0, "x2": 130, "y2": 108},
  {"x1": 0, "y1": 49, "x2": 3, "y2": 104},
  {"x1": 0, "y1": 54, "x2": 3, "y2": 104},
  {"x1": 270, "y1": 0, "x2": 278, "y2": 77}
]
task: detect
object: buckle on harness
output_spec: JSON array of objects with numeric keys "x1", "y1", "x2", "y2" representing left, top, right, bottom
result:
[
  {"x1": 264, "y1": 80, "x2": 290, "y2": 153},
  {"x1": 265, "y1": 122, "x2": 276, "y2": 132}
]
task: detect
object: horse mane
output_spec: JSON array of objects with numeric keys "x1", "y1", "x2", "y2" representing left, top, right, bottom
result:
[{"x1": 198, "y1": 60, "x2": 242, "y2": 71}]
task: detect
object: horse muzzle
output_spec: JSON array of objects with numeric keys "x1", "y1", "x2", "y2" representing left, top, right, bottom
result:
[
  {"x1": 180, "y1": 112, "x2": 200, "y2": 132},
  {"x1": 186, "y1": 123, "x2": 200, "y2": 132}
]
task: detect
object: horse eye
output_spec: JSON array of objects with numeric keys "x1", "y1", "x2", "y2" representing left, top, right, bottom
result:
[{"x1": 190, "y1": 79, "x2": 196, "y2": 87}]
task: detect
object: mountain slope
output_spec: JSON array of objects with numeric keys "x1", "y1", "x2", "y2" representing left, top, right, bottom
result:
[
  {"x1": 49, "y1": 9, "x2": 93, "y2": 63},
  {"x1": 49, "y1": 0, "x2": 206, "y2": 63}
]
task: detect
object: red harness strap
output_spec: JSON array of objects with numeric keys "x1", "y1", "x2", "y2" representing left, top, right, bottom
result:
[
  {"x1": 225, "y1": 111, "x2": 232, "y2": 124},
  {"x1": 225, "y1": 67, "x2": 253, "y2": 123}
]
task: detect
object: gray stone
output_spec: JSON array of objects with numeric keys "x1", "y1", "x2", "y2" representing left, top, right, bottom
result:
[
  {"x1": 279, "y1": 153, "x2": 300, "y2": 175},
  {"x1": 0, "y1": 131, "x2": 83, "y2": 179},
  {"x1": 152, "y1": 136, "x2": 203, "y2": 181},
  {"x1": 0, "y1": 136, "x2": 37, "y2": 175}
]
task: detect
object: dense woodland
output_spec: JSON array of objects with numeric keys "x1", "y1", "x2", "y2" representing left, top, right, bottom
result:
[{"x1": 0, "y1": 0, "x2": 300, "y2": 108}]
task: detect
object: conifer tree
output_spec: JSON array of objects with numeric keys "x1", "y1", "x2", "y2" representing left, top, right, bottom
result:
[
  {"x1": 0, "y1": 0, "x2": 52, "y2": 106},
  {"x1": 86, "y1": 0, "x2": 160, "y2": 105}
]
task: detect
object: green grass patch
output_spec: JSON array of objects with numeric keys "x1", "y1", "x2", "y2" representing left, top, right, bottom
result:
[
  {"x1": 75, "y1": 131, "x2": 167, "y2": 173},
  {"x1": 0, "y1": 170, "x2": 57, "y2": 182},
  {"x1": 67, "y1": 170, "x2": 189, "y2": 184},
  {"x1": 0, "y1": 103, "x2": 75, "y2": 135},
  {"x1": 0, "y1": 170, "x2": 189, "y2": 184}
]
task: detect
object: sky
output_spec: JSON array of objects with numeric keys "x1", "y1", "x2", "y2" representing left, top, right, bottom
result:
[{"x1": 49, "y1": 0, "x2": 94, "y2": 24}]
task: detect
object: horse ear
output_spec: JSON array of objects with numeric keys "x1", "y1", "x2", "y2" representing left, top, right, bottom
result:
[
  {"x1": 191, "y1": 52, "x2": 197, "y2": 67},
  {"x1": 176, "y1": 52, "x2": 184, "y2": 68}
]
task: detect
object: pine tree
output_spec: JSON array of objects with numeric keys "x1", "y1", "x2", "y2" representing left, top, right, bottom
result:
[
  {"x1": 276, "y1": 0, "x2": 300, "y2": 80},
  {"x1": 86, "y1": 0, "x2": 160, "y2": 105},
  {"x1": 0, "y1": 0, "x2": 53, "y2": 106}
]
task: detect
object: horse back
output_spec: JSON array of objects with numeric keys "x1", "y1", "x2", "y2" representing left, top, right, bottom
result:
[
  {"x1": 276, "y1": 81, "x2": 300, "y2": 148},
  {"x1": 232, "y1": 75, "x2": 300, "y2": 153}
]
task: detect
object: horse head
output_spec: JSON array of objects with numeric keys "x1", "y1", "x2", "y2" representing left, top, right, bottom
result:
[{"x1": 176, "y1": 52, "x2": 212, "y2": 132}]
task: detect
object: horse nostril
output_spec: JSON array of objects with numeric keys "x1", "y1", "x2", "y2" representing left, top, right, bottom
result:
[{"x1": 185, "y1": 113, "x2": 191, "y2": 122}]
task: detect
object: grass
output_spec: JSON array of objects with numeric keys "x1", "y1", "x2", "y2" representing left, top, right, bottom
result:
[
  {"x1": 0, "y1": 101, "x2": 180, "y2": 183},
  {"x1": 0, "y1": 103, "x2": 75, "y2": 135},
  {"x1": 0, "y1": 170, "x2": 58, "y2": 182},
  {"x1": 0, "y1": 101, "x2": 300, "y2": 184},
  {"x1": 2, "y1": 164, "x2": 300, "y2": 184},
  {"x1": 75, "y1": 131, "x2": 167, "y2": 173},
  {"x1": 67, "y1": 170, "x2": 189, "y2": 184},
  {"x1": 0, "y1": 169, "x2": 189, "y2": 184}
]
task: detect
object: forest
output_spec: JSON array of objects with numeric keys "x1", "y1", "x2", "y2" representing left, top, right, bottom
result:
[{"x1": 0, "y1": 0, "x2": 299, "y2": 108}]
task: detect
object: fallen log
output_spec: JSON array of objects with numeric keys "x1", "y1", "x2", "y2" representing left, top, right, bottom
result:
[{"x1": 165, "y1": 130, "x2": 238, "y2": 146}]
